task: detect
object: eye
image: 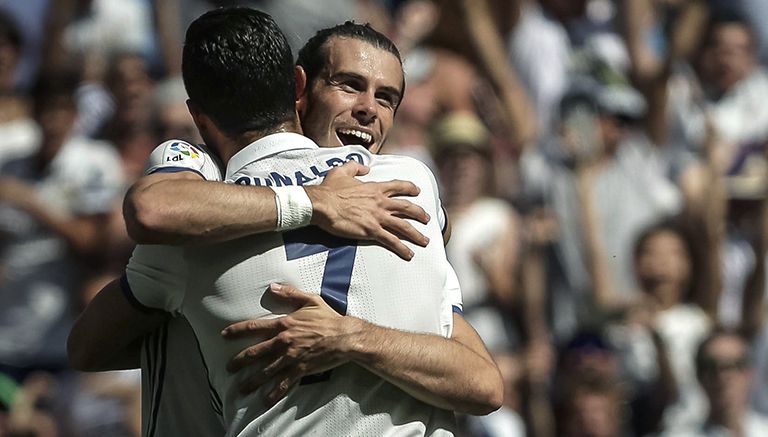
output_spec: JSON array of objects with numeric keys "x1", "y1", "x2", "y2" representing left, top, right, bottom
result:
[
  {"x1": 337, "y1": 79, "x2": 364, "y2": 93},
  {"x1": 376, "y1": 92, "x2": 398, "y2": 109}
]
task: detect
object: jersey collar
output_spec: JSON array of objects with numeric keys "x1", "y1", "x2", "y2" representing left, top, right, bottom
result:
[{"x1": 226, "y1": 132, "x2": 319, "y2": 180}]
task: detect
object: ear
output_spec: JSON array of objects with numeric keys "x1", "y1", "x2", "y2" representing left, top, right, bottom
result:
[{"x1": 295, "y1": 65, "x2": 308, "y2": 117}]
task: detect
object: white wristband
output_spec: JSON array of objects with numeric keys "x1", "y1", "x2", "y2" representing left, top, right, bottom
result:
[{"x1": 270, "y1": 186, "x2": 313, "y2": 231}]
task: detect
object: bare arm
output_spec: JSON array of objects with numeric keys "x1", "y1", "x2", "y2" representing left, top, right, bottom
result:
[
  {"x1": 67, "y1": 278, "x2": 168, "y2": 371},
  {"x1": 124, "y1": 162, "x2": 430, "y2": 260},
  {"x1": 0, "y1": 178, "x2": 110, "y2": 255},
  {"x1": 223, "y1": 284, "x2": 503, "y2": 415},
  {"x1": 152, "y1": 0, "x2": 183, "y2": 76},
  {"x1": 620, "y1": 0, "x2": 709, "y2": 145},
  {"x1": 460, "y1": 0, "x2": 537, "y2": 147}
]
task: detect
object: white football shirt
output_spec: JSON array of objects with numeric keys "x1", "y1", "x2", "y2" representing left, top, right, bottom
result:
[{"x1": 125, "y1": 133, "x2": 462, "y2": 436}]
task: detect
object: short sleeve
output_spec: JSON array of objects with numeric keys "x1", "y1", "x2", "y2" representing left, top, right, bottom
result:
[
  {"x1": 124, "y1": 244, "x2": 187, "y2": 315},
  {"x1": 440, "y1": 264, "x2": 464, "y2": 338},
  {"x1": 145, "y1": 140, "x2": 222, "y2": 181},
  {"x1": 71, "y1": 145, "x2": 124, "y2": 215}
]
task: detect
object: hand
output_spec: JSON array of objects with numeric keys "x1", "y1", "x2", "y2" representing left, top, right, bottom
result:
[
  {"x1": 306, "y1": 161, "x2": 430, "y2": 261},
  {"x1": 221, "y1": 283, "x2": 357, "y2": 405}
]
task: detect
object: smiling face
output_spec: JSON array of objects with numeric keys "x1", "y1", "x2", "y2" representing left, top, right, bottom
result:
[{"x1": 299, "y1": 37, "x2": 403, "y2": 154}]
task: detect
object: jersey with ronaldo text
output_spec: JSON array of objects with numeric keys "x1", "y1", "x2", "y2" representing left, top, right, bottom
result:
[{"x1": 127, "y1": 133, "x2": 461, "y2": 437}]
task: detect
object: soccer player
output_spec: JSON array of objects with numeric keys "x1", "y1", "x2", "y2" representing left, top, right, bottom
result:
[{"x1": 70, "y1": 9, "x2": 501, "y2": 436}]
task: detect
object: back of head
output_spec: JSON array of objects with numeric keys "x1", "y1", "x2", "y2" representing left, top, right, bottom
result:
[
  {"x1": 182, "y1": 7, "x2": 296, "y2": 137},
  {"x1": 297, "y1": 21, "x2": 404, "y2": 99}
]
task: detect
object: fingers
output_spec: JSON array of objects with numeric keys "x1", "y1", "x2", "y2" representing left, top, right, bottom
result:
[
  {"x1": 268, "y1": 283, "x2": 322, "y2": 307},
  {"x1": 327, "y1": 161, "x2": 370, "y2": 178},
  {"x1": 380, "y1": 215, "x2": 429, "y2": 248},
  {"x1": 384, "y1": 198, "x2": 429, "y2": 225},
  {"x1": 371, "y1": 228, "x2": 415, "y2": 261},
  {"x1": 378, "y1": 180, "x2": 420, "y2": 197},
  {"x1": 228, "y1": 336, "x2": 286, "y2": 373},
  {"x1": 221, "y1": 318, "x2": 283, "y2": 339},
  {"x1": 265, "y1": 370, "x2": 301, "y2": 407}
]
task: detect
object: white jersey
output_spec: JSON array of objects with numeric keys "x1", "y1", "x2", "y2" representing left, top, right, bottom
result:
[
  {"x1": 125, "y1": 133, "x2": 461, "y2": 436},
  {"x1": 138, "y1": 139, "x2": 225, "y2": 437}
]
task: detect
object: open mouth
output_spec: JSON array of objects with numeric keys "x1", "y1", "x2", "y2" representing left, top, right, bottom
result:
[{"x1": 336, "y1": 128, "x2": 374, "y2": 149}]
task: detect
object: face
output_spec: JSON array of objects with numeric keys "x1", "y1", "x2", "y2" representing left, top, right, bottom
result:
[
  {"x1": 300, "y1": 37, "x2": 403, "y2": 154},
  {"x1": 437, "y1": 150, "x2": 488, "y2": 207},
  {"x1": 699, "y1": 23, "x2": 755, "y2": 93},
  {"x1": 565, "y1": 392, "x2": 621, "y2": 437},
  {"x1": 699, "y1": 335, "x2": 752, "y2": 411},
  {"x1": 634, "y1": 230, "x2": 691, "y2": 306}
]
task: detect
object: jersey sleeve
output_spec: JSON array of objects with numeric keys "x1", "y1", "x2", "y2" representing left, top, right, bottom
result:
[
  {"x1": 71, "y1": 144, "x2": 124, "y2": 215},
  {"x1": 123, "y1": 244, "x2": 187, "y2": 315},
  {"x1": 440, "y1": 263, "x2": 464, "y2": 338},
  {"x1": 145, "y1": 140, "x2": 222, "y2": 181}
]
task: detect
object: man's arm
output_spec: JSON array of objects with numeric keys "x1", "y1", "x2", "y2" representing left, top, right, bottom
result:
[
  {"x1": 0, "y1": 178, "x2": 109, "y2": 255},
  {"x1": 125, "y1": 161, "x2": 430, "y2": 260},
  {"x1": 223, "y1": 283, "x2": 504, "y2": 416},
  {"x1": 67, "y1": 278, "x2": 168, "y2": 371}
]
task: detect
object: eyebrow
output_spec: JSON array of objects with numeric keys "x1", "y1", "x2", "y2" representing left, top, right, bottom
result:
[{"x1": 331, "y1": 71, "x2": 403, "y2": 100}]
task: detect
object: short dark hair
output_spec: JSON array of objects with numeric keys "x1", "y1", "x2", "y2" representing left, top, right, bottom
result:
[
  {"x1": 296, "y1": 21, "x2": 405, "y2": 102},
  {"x1": 704, "y1": 11, "x2": 756, "y2": 50},
  {"x1": 182, "y1": 7, "x2": 296, "y2": 136},
  {"x1": 31, "y1": 68, "x2": 80, "y2": 115},
  {"x1": 695, "y1": 328, "x2": 751, "y2": 379}
]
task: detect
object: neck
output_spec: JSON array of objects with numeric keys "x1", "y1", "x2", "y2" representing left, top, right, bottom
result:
[
  {"x1": 215, "y1": 120, "x2": 302, "y2": 163},
  {"x1": 709, "y1": 404, "x2": 746, "y2": 434}
]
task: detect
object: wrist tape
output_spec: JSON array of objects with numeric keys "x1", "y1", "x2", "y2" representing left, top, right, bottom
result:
[{"x1": 270, "y1": 186, "x2": 313, "y2": 231}]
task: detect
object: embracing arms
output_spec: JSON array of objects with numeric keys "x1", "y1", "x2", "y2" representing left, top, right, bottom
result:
[{"x1": 223, "y1": 283, "x2": 503, "y2": 416}]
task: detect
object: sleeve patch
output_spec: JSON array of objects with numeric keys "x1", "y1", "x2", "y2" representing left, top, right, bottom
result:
[{"x1": 163, "y1": 141, "x2": 203, "y2": 164}]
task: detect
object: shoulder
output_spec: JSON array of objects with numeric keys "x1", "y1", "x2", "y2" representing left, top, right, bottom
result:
[
  {"x1": 370, "y1": 153, "x2": 436, "y2": 181},
  {"x1": 146, "y1": 140, "x2": 222, "y2": 181}
]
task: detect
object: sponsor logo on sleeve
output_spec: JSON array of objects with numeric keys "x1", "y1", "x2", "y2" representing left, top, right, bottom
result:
[{"x1": 165, "y1": 141, "x2": 201, "y2": 162}]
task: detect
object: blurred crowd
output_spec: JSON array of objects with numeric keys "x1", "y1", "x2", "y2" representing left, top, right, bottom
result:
[{"x1": 0, "y1": 0, "x2": 767, "y2": 436}]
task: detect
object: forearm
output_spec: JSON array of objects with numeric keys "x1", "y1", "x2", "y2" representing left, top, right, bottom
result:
[
  {"x1": 342, "y1": 317, "x2": 503, "y2": 415},
  {"x1": 462, "y1": 0, "x2": 537, "y2": 146},
  {"x1": 125, "y1": 175, "x2": 278, "y2": 244},
  {"x1": 22, "y1": 202, "x2": 107, "y2": 255},
  {"x1": 68, "y1": 279, "x2": 167, "y2": 371}
]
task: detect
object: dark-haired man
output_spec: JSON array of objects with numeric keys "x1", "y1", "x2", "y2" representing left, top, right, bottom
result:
[{"x1": 69, "y1": 10, "x2": 501, "y2": 437}]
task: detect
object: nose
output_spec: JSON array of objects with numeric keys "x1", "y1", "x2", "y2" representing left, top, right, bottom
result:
[{"x1": 353, "y1": 91, "x2": 377, "y2": 125}]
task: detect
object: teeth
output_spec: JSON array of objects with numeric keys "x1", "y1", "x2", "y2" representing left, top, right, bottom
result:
[{"x1": 337, "y1": 128, "x2": 373, "y2": 145}]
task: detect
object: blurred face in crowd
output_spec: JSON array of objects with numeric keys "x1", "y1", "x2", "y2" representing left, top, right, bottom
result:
[
  {"x1": 35, "y1": 95, "x2": 77, "y2": 149},
  {"x1": 299, "y1": 37, "x2": 403, "y2": 154},
  {"x1": 698, "y1": 22, "x2": 755, "y2": 94},
  {"x1": 563, "y1": 388, "x2": 622, "y2": 437},
  {"x1": 634, "y1": 229, "x2": 691, "y2": 308},
  {"x1": 108, "y1": 54, "x2": 154, "y2": 123},
  {"x1": 437, "y1": 148, "x2": 489, "y2": 208},
  {"x1": 698, "y1": 334, "x2": 752, "y2": 414}
]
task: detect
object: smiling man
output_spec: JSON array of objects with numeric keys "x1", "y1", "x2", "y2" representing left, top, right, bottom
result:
[{"x1": 297, "y1": 26, "x2": 403, "y2": 153}]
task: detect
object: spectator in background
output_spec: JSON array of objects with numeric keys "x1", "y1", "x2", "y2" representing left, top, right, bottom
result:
[
  {"x1": 655, "y1": 330, "x2": 768, "y2": 436},
  {"x1": 521, "y1": 75, "x2": 682, "y2": 341},
  {"x1": 432, "y1": 112, "x2": 521, "y2": 339},
  {"x1": 431, "y1": 112, "x2": 527, "y2": 437},
  {"x1": 0, "y1": 10, "x2": 39, "y2": 170},
  {"x1": 98, "y1": 52, "x2": 155, "y2": 181},
  {"x1": 610, "y1": 220, "x2": 713, "y2": 434},
  {"x1": 558, "y1": 372, "x2": 628, "y2": 437},
  {"x1": 0, "y1": 70, "x2": 123, "y2": 383}
]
